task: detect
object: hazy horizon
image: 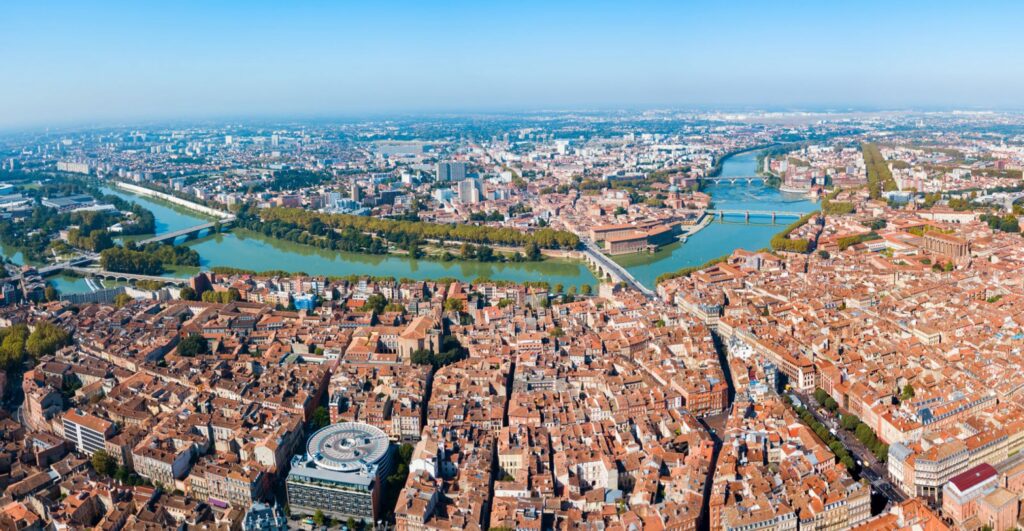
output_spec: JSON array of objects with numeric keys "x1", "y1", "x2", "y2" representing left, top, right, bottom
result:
[{"x1": 3, "y1": 0, "x2": 1023, "y2": 130}]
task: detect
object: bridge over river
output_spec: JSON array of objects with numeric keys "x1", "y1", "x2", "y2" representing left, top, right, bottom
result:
[
  {"x1": 37, "y1": 254, "x2": 97, "y2": 276},
  {"x1": 703, "y1": 175, "x2": 769, "y2": 185},
  {"x1": 66, "y1": 267, "x2": 188, "y2": 286},
  {"x1": 710, "y1": 209, "x2": 804, "y2": 223},
  {"x1": 138, "y1": 217, "x2": 235, "y2": 245},
  {"x1": 580, "y1": 240, "x2": 656, "y2": 298}
]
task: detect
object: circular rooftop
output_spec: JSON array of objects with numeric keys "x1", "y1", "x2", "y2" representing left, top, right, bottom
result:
[{"x1": 306, "y1": 422, "x2": 390, "y2": 473}]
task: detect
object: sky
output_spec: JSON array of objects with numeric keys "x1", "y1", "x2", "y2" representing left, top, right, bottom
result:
[{"x1": 2, "y1": 0, "x2": 1023, "y2": 129}]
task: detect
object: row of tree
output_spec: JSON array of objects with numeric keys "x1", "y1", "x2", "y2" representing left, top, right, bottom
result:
[
  {"x1": 655, "y1": 254, "x2": 731, "y2": 285},
  {"x1": 256, "y1": 206, "x2": 581, "y2": 249},
  {"x1": 789, "y1": 395, "x2": 858, "y2": 471},
  {"x1": 468, "y1": 210, "x2": 505, "y2": 222},
  {"x1": 200, "y1": 289, "x2": 240, "y2": 304},
  {"x1": 100, "y1": 248, "x2": 162, "y2": 275},
  {"x1": 920, "y1": 192, "x2": 973, "y2": 211},
  {"x1": 237, "y1": 216, "x2": 388, "y2": 254},
  {"x1": 814, "y1": 388, "x2": 889, "y2": 462},
  {"x1": 247, "y1": 170, "x2": 332, "y2": 193},
  {"x1": 770, "y1": 211, "x2": 819, "y2": 254},
  {"x1": 862, "y1": 143, "x2": 898, "y2": 199},
  {"x1": 836, "y1": 231, "x2": 881, "y2": 251},
  {"x1": 841, "y1": 413, "x2": 889, "y2": 462}
]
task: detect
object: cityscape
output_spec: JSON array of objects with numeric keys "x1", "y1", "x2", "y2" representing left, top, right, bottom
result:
[{"x1": 2, "y1": 2, "x2": 1024, "y2": 531}]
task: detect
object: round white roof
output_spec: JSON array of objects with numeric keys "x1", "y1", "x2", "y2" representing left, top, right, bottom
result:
[{"x1": 306, "y1": 422, "x2": 390, "y2": 472}]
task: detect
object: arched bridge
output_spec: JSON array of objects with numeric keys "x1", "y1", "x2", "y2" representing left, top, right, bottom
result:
[
  {"x1": 67, "y1": 267, "x2": 189, "y2": 286},
  {"x1": 580, "y1": 240, "x2": 655, "y2": 298},
  {"x1": 703, "y1": 175, "x2": 767, "y2": 185}
]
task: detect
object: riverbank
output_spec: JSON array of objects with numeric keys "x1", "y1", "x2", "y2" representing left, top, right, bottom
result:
[
  {"x1": 185, "y1": 229, "x2": 598, "y2": 289},
  {"x1": 114, "y1": 182, "x2": 234, "y2": 219},
  {"x1": 412, "y1": 238, "x2": 580, "y2": 260},
  {"x1": 678, "y1": 213, "x2": 713, "y2": 242},
  {"x1": 707, "y1": 144, "x2": 776, "y2": 180}
]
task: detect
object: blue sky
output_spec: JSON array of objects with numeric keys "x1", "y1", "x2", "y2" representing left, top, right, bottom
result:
[{"x1": 2, "y1": 1, "x2": 1022, "y2": 129}]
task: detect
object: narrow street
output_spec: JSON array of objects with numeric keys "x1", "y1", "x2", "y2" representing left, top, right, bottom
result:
[{"x1": 695, "y1": 332, "x2": 736, "y2": 531}]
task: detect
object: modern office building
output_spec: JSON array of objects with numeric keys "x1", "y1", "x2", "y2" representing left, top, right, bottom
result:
[
  {"x1": 435, "y1": 161, "x2": 466, "y2": 182},
  {"x1": 286, "y1": 422, "x2": 393, "y2": 523},
  {"x1": 62, "y1": 409, "x2": 114, "y2": 456}
]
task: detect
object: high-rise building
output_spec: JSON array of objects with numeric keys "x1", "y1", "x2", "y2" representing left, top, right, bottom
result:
[
  {"x1": 435, "y1": 161, "x2": 467, "y2": 182},
  {"x1": 56, "y1": 161, "x2": 91, "y2": 174},
  {"x1": 351, "y1": 183, "x2": 363, "y2": 202},
  {"x1": 457, "y1": 178, "x2": 482, "y2": 204}
]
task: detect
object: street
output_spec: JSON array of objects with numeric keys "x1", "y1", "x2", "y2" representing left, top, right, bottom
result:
[{"x1": 796, "y1": 391, "x2": 906, "y2": 506}]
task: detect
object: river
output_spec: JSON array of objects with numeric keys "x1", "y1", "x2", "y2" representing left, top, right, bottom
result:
[
  {"x1": 614, "y1": 150, "x2": 819, "y2": 288},
  {"x1": 55, "y1": 188, "x2": 600, "y2": 293},
  {"x1": 27, "y1": 150, "x2": 817, "y2": 295}
]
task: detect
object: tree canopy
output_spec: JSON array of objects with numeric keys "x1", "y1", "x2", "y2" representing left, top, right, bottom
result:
[
  {"x1": 100, "y1": 242, "x2": 200, "y2": 275},
  {"x1": 256, "y1": 206, "x2": 580, "y2": 250},
  {"x1": 177, "y1": 334, "x2": 208, "y2": 357},
  {"x1": 0, "y1": 322, "x2": 70, "y2": 371}
]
